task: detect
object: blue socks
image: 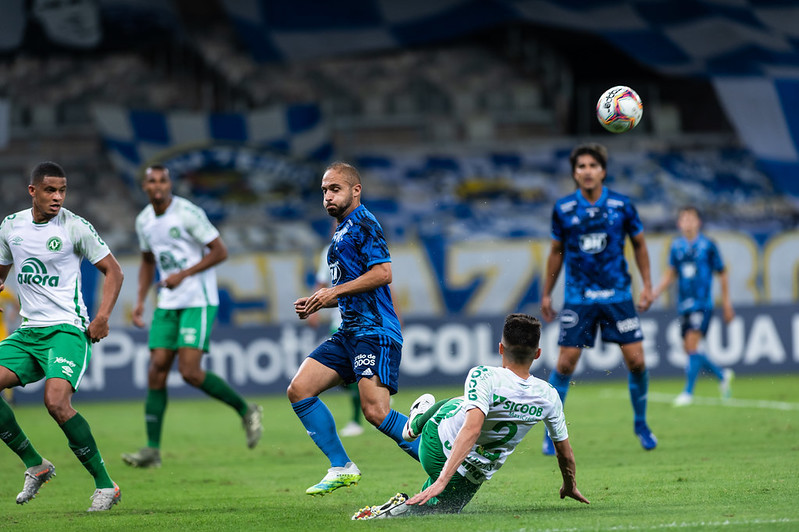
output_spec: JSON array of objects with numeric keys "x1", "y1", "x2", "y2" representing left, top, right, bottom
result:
[
  {"x1": 628, "y1": 370, "x2": 649, "y2": 425},
  {"x1": 378, "y1": 409, "x2": 420, "y2": 461},
  {"x1": 291, "y1": 397, "x2": 350, "y2": 468},
  {"x1": 685, "y1": 352, "x2": 724, "y2": 394},
  {"x1": 548, "y1": 369, "x2": 571, "y2": 405}
]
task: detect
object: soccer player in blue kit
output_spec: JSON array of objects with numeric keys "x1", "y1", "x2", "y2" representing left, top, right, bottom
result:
[
  {"x1": 652, "y1": 206, "x2": 734, "y2": 406},
  {"x1": 540, "y1": 143, "x2": 657, "y2": 453},
  {"x1": 290, "y1": 162, "x2": 417, "y2": 495}
]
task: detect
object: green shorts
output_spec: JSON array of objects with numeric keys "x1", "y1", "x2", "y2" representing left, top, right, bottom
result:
[
  {"x1": 149, "y1": 306, "x2": 218, "y2": 352},
  {"x1": 0, "y1": 325, "x2": 91, "y2": 391},
  {"x1": 416, "y1": 398, "x2": 481, "y2": 514}
]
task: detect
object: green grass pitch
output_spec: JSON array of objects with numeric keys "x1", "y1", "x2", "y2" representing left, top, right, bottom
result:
[{"x1": 1, "y1": 374, "x2": 797, "y2": 531}]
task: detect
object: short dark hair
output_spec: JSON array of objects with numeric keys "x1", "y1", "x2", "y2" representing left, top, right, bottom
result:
[
  {"x1": 569, "y1": 143, "x2": 608, "y2": 172},
  {"x1": 325, "y1": 161, "x2": 362, "y2": 186},
  {"x1": 31, "y1": 161, "x2": 66, "y2": 185},
  {"x1": 501, "y1": 313, "x2": 541, "y2": 361},
  {"x1": 678, "y1": 205, "x2": 701, "y2": 219}
]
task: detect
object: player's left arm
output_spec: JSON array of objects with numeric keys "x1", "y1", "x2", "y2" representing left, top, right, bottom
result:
[
  {"x1": 630, "y1": 232, "x2": 653, "y2": 311},
  {"x1": 299, "y1": 262, "x2": 391, "y2": 317},
  {"x1": 86, "y1": 253, "x2": 124, "y2": 343},
  {"x1": 161, "y1": 236, "x2": 228, "y2": 290},
  {"x1": 717, "y1": 269, "x2": 735, "y2": 323},
  {"x1": 407, "y1": 407, "x2": 485, "y2": 507}
]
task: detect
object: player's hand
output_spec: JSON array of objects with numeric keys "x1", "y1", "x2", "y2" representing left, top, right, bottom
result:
[
  {"x1": 636, "y1": 287, "x2": 654, "y2": 312},
  {"x1": 407, "y1": 478, "x2": 447, "y2": 506},
  {"x1": 560, "y1": 484, "x2": 590, "y2": 504},
  {"x1": 294, "y1": 297, "x2": 311, "y2": 319},
  {"x1": 132, "y1": 303, "x2": 146, "y2": 328},
  {"x1": 159, "y1": 271, "x2": 186, "y2": 290},
  {"x1": 723, "y1": 303, "x2": 735, "y2": 323},
  {"x1": 86, "y1": 315, "x2": 110, "y2": 343},
  {"x1": 301, "y1": 287, "x2": 337, "y2": 317},
  {"x1": 541, "y1": 295, "x2": 557, "y2": 323}
]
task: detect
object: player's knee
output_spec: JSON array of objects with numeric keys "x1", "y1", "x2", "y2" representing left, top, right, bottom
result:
[
  {"x1": 286, "y1": 381, "x2": 309, "y2": 403},
  {"x1": 180, "y1": 368, "x2": 204, "y2": 387},
  {"x1": 43, "y1": 398, "x2": 72, "y2": 424},
  {"x1": 361, "y1": 402, "x2": 389, "y2": 426}
]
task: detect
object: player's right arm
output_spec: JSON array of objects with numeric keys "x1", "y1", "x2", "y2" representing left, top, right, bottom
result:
[
  {"x1": 133, "y1": 251, "x2": 156, "y2": 328},
  {"x1": 407, "y1": 406, "x2": 485, "y2": 507},
  {"x1": 652, "y1": 267, "x2": 677, "y2": 302},
  {"x1": 553, "y1": 438, "x2": 590, "y2": 504},
  {"x1": 541, "y1": 239, "x2": 564, "y2": 322}
]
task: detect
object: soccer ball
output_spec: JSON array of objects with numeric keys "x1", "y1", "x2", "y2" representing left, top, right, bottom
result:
[{"x1": 596, "y1": 86, "x2": 643, "y2": 133}]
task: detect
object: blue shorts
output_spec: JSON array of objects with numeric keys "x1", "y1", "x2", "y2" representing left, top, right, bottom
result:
[
  {"x1": 558, "y1": 300, "x2": 644, "y2": 348},
  {"x1": 680, "y1": 309, "x2": 712, "y2": 337},
  {"x1": 308, "y1": 330, "x2": 402, "y2": 394}
]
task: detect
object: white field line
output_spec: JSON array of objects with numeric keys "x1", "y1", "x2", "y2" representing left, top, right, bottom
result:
[
  {"x1": 598, "y1": 389, "x2": 799, "y2": 411},
  {"x1": 508, "y1": 517, "x2": 799, "y2": 531}
]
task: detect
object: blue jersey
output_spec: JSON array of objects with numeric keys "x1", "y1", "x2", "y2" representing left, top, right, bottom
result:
[
  {"x1": 551, "y1": 187, "x2": 643, "y2": 304},
  {"x1": 327, "y1": 205, "x2": 402, "y2": 344},
  {"x1": 668, "y1": 233, "x2": 724, "y2": 313}
]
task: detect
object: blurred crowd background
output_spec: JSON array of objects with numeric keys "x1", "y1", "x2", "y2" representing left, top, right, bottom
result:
[{"x1": 2, "y1": 0, "x2": 797, "y2": 259}]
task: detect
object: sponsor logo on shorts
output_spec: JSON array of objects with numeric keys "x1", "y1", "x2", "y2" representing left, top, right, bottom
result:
[
  {"x1": 61, "y1": 366, "x2": 74, "y2": 377},
  {"x1": 180, "y1": 327, "x2": 198, "y2": 344},
  {"x1": 361, "y1": 368, "x2": 374, "y2": 377},
  {"x1": 579, "y1": 232, "x2": 607, "y2": 254},
  {"x1": 17, "y1": 258, "x2": 59, "y2": 287},
  {"x1": 354, "y1": 352, "x2": 376, "y2": 368},
  {"x1": 616, "y1": 317, "x2": 641, "y2": 334},
  {"x1": 55, "y1": 357, "x2": 76, "y2": 368},
  {"x1": 559, "y1": 309, "x2": 579, "y2": 329}
]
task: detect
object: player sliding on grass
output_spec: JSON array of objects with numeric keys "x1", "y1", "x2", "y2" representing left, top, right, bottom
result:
[
  {"x1": 352, "y1": 313, "x2": 589, "y2": 519},
  {"x1": 0, "y1": 162, "x2": 124, "y2": 511},
  {"x1": 290, "y1": 162, "x2": 416, "y2": 496},
  {"x1": 540, "y1": 143, "x2": 657, "y2": 454},
  {"x1": 122, "y1": 165, "x2": 263, "y2": 469}
]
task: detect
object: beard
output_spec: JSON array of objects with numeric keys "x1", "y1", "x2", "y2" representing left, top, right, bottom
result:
[{"x1": 326, "y1": 198, "x2": 351, "y2": 219}]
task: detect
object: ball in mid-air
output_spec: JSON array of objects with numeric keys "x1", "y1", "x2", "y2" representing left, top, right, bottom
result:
[{"x1": 596, "y1": 86, "x2": 643, "y2": 133}]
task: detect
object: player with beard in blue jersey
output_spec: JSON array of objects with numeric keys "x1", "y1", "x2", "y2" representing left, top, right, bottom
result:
[
  {"x1": 540, "y1": 143, "x2": 657, "y2": 454},
  {"x1": 290, "y1": 162, "x2": 415, "y2": 496},
  {"x1": 652, "y1": 206, "x2": 735, "y2": 407}
]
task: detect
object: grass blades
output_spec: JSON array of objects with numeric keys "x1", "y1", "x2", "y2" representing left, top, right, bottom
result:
[{"x1": 1, "y1": 374, "x2": 797, "y2": 531}]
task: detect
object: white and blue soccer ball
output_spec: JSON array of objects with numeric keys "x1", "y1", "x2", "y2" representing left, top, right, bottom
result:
[{"x1": 596, "y1": 85, "x2": 643, "y2": 133}]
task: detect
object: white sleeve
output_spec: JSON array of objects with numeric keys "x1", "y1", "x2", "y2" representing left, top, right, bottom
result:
[
  {"x1": 70, "y1": 214, "x2": 111, "y2": 264},
  {"x1": 180, "y1": 201, "x2": 219, "y2": 246},
  {"x1": 463, "y1": 365, "x2": 493, "y2": 415},
  {"x1": 0, "y1": 216, "x2": 13, "y2": 265},
  {"x1": 315, "y1": 246, "x2": 331, "y2": 285},
  {"x1": 543, "y1": 392, "x2": 569, "y2": 442}
]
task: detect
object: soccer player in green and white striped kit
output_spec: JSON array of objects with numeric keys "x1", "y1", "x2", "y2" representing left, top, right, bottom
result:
[
  {"x1": 352, "y1": 313, "x2": 589, "y2": 519},
  {"x1": 121, "y1": 165, "x2": 262, "y2": 468}
]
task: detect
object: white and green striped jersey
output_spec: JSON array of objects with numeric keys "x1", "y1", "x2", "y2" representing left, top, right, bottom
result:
[
  {"x1": 0, "y1": 207, "x2": 110, "y2": 330},
  {"x1": 436, "y1": 365, "x2": 568, "y2": 484},
  {"x1": 135, "y1": 196, "x2": 220, "y2": 309}
]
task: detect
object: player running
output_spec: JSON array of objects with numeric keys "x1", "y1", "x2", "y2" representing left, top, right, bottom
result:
[
  {"x1": 290, "y1": 162, "x2": 416, "y2": 496},
  {"x1": 122, "y1": 165, "x2": 262, "y2": 468},
  {"x1": 540, "y1": 143, "x2": 657, "y2": 454},
  {"x1": 0, "y1": 161, "x2": 124, "y2": 511},
  {"x1": 352, "y1": 313, "x2": 589, "y2": 519},
  {"x1": 652, "y1": 206, "x2": 735, "y2": 406}
]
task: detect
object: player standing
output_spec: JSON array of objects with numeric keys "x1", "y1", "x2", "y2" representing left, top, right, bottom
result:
[
  {"x1": 540, "y1": 143, "x2": 657, "y2": 454},
  {"x1": 0, "y1": 161, "x2": 124, "y2": 511},
  {"x1": 352, "y1": 313, "x2": 589, "y2": 519},
  {"x1": 652, "y1": 206, "x2": 734, "y2": 406},
  {"x1": 290, "y1": 162, "x2": 416, "y2": 495},
  {"x1": 122, "y1": 165, "x2": 263, "y2": 468}
]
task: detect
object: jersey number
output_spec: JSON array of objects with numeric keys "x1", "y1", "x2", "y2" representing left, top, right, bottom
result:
[{"x1": 477, "y1": 421, "x2": 518, "y2": 461}]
